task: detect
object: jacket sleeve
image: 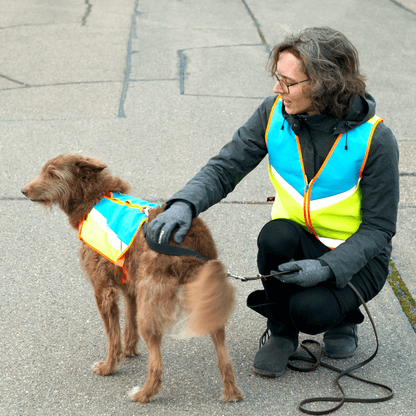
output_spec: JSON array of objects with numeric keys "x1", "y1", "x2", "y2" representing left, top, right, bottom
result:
[
  {"x1": 319, "y1": 122, "x2": 400, "y2": 288},
  {"x1": 166, "y1": 97, "x2": 276, "y2": 216}
]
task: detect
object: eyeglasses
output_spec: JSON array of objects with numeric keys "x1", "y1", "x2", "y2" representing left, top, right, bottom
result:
[{"x1": 274, "y1": 72, "x2": 310, "y2": 93}]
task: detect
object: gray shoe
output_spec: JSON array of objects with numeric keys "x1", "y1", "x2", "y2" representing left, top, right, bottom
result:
[
  {"x1": 253, "y1": 330, "x2": 298, "y2": 377},
  {"x1": 323, "y1": 323, "x2": 358, "y2": 359}
]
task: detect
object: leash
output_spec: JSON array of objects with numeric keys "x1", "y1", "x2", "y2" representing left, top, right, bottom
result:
[
  {"x1": 143, "y1": 222, "x2": 210, "y2": 262},
  {"x1": 233, "y1": 272, "x2": 394, "y2": 414}
]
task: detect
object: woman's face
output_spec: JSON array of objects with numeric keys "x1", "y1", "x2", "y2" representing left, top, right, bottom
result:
[{"x1": 273, "y1": 50, "x2": 316, "y2": 116}]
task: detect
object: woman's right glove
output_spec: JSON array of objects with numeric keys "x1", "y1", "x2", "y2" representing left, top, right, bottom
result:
[
  {"x1": 146, "y1": 201, "x2": 193, "y2": 245},
  {"x1": 274, "y1": 259, "x2": 333, "y2": 287}
]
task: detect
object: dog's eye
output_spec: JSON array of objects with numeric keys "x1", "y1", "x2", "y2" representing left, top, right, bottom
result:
[{"x1": 49, "y1": 171, "x2": 58, "y2": 179}]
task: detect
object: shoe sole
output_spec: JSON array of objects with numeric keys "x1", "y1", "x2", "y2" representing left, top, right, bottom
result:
[
  {"x1": 324, "y1": 351, "x2": 356, "y2": 359},
  {"x1": 252, "y1": 365, "x2": 285, "y2": 378}
]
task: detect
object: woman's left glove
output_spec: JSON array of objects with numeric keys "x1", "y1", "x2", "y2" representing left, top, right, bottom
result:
[
  {"x1": 274, "y1": 259, "x2": 333, "y2": 287},
  {"x1": 146, "y1": 201, "x2": 193, "y2": 245}
]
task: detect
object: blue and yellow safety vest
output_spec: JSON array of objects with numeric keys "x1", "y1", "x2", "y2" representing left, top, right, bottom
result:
[
  {"x1": 78, "y1": 192, "x2": 160, "y2": 281},
  {"x1": 266, "y1": 96, "x2": 383, "y2": 248}
]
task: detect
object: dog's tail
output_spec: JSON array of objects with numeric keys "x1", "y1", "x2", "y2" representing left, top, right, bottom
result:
[{"x1": 183, "y1": 260, "x2": 235, "y2": 337}]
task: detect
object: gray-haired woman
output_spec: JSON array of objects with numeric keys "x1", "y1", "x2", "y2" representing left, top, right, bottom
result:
[{"x1": 147, "y1": 27, "x2": 399, "y2": 377}]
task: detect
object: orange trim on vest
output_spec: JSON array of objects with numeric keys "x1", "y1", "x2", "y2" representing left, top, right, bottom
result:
[
  {"x1": 359, "y1": 117, "x2": 383, "y2": 177},
  {"x1": 265, "y1": 96, "x2": 280, "y2": 145}
]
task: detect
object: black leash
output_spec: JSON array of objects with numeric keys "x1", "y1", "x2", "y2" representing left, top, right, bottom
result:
[{"x1": 143, "y1": 223, "x2": 210, "y2": 263}]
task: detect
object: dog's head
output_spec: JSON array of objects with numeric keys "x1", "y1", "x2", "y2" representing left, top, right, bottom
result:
[
  {"x1": 22, "y1": 153, "x2": 130, "y2": 229},
  {"x1": 22, "y1": 152, "x2": 107, "y2": 207}
]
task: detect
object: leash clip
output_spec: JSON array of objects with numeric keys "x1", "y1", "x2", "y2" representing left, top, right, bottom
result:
[{"x1": 226, "y1": 272, "x2": 270, "y2": 282}]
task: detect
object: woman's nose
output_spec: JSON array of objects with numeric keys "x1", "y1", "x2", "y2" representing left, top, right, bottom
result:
[{"x1": 273, "y1": 80, "x2": 283, "y2": 94}]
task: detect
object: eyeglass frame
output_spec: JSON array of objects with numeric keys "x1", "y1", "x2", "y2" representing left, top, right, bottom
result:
[{"x1": 273, "y1": 72, "x2": 311, "y2": 93}]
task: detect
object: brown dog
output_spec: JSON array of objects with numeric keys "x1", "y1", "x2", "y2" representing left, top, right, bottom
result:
[{"x1": 22, "y1": 152, "x2": 243, "y2": 404}]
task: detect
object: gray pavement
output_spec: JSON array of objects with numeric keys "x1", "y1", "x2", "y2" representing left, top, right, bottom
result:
[{"x1": 1, "y1": 0, "x2": 415, "y2": 415}]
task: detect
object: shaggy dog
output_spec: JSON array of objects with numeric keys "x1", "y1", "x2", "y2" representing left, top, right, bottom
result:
[{"x1": 22, "y1": 152, "x2": 243, "y2": 404}]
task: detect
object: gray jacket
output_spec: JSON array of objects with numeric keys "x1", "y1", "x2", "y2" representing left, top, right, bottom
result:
[{"x1": 168, "y1": 93, "x2": 400, "y2": 289}]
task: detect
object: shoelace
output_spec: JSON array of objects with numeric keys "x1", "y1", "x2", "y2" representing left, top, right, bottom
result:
[{"x1": 259, "y1": 328, "x2": 271, "y2": 350}]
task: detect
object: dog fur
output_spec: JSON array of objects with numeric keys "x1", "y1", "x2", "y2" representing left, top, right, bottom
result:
[{"x1": 22, "y1": 152, "x2": 243, "y2": 404}]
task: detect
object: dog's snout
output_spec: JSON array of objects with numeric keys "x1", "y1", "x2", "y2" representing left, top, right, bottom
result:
[{"x1": 22, "y1": 177, "x2": 39, "y2": 197}]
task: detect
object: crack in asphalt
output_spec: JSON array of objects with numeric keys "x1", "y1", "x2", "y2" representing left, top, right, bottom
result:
[
  {"x1": 177, "y1": 50, "x2": 187, "y2": 95},
  {"x1": 240, "y1": 0, "x2": 269, "y2": 51},
  {"x1": 177, "y1": 43, "x2": 266, "y2": 97},
  {"x1": 0, "y1": 80, "x2": 120, "y2": 93},
  {"x1": 0, "y1": 73, "x2": 30, "y2": 87},
  {"x1": 118, "y1": 0, "x2": 140, "y2": 118},
  {"x1": 183, "y1": 94, "x2": 269, "y2": 99},
  {"x1": 82, "y1": 0, "x2": 92, "y2": 26},
  {"x1": 389, "y1": 0, "x2": 416, "y2": 16}
]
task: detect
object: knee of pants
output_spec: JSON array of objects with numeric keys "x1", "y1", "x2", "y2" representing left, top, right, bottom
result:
[
  {"x1": 289, "y1": 288, "x2": 343, "y2": 335},
  {"x1": 257, "y1": 219, "x2": 300, "y2": 255}
]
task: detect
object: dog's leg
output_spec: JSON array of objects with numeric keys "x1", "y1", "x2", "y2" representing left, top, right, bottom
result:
[
  {"x1": 210, "y1": 326, "x2": 244, "y2": 402},
  {"x1": 130, "y1": 271, "x2": 179, "y2": 404},
  {"x1": 122, "y1": 293, "x2": 139, "y2": 357},
  {"x1": 129, "y1": 323, "x2": 164, "y2": 404},
  {"x1": 92, "y1": 286, "x2": 123, "y2": 376}
]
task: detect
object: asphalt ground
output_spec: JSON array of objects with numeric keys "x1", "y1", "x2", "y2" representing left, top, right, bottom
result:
[{"x1": 1, "y1": 1, "x2": 415, "y2": 415}]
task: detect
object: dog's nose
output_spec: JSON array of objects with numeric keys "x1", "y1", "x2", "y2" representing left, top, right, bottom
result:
[{"x1": 21, "y1": 187, "x2": 28, "y2": 196}]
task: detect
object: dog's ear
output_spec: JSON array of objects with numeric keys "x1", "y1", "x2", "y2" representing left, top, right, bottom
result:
[{"x1": 75, "y1": 157, "x2": 107, "y2": 178}]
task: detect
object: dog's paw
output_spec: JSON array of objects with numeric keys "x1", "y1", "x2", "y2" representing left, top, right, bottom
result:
[
  {"x1": 92, "y1": 361, "x2": 114, "y2": 376},
  {"x1": 129, "y1": 386, "x2": 152, "y2": 403},
  {"x1": 122, "y1": 346, "x2": 139, "y2": 358},
  {"x1": 222, "y1": 386, "x2": 244, "y2": 403}
]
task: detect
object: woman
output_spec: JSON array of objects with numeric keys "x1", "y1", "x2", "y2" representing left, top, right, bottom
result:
[{"x1": 147, "y1": 27, "x2": 399, "y2": 377}]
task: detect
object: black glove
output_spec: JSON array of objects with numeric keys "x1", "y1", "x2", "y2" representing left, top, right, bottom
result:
[
  {"x1": 274, "y1": 259, "x2": 333, "y2": 287},
  {"x1": 147, "y1": 201, "x2": 193, "y2": 244}
]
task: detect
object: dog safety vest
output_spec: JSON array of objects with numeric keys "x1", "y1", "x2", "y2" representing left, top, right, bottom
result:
[
  {"x1": 78, "y1": 192, "x2": 160, "y2": 282},
  {"x1": 266, "y1": 96, "x2": 383, "y2": 249}
]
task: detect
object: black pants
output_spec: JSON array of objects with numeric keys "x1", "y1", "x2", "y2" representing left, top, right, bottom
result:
[{"x1": 247, "y1": 219, "x2": 387, "y2": 337}]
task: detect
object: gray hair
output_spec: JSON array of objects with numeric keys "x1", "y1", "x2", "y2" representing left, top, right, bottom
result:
[{"x1": 268, "y1": 27, "x2": 366, "y2": 119}]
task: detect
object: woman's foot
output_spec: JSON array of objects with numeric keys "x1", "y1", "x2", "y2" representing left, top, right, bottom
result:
[
  {"x1": 253, "y1": 330, "x2": 298, "y2": 377},
  {"x1": 323, "y1": 323, "x2": 358, "y2": 359}
]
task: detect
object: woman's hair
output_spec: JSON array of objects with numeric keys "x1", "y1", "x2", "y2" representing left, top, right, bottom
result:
[{"x1": 268, "y1": 27, "x2": 366, "y2": 118}]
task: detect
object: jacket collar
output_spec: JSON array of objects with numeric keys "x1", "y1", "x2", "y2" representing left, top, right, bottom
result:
[{"x1": 283, "y1": 93, "x2": 376, "y2": 136}]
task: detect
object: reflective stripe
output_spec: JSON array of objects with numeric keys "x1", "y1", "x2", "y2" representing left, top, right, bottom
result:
[
  {"x1": 310, "y1": 180, "x2": 360, "y2": 211},
  {"x1": 270, "y1": 164, "x2": 361, "y2": 211},
  {"x1": 80, "y1": 211, "x2": 128, "y2": 264},
  {"x1": 78, "y1": 193, "x2": 160, "y2": 265},
  {"x1": 318, "y1": 236, "x2": 344, "y2": 249},
  {"x1": 270, "y1": 165, "x2": 304, "y2": 206},
  {"x1": 88, "y1": 207, "x2": 128, "y2": 253}
]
